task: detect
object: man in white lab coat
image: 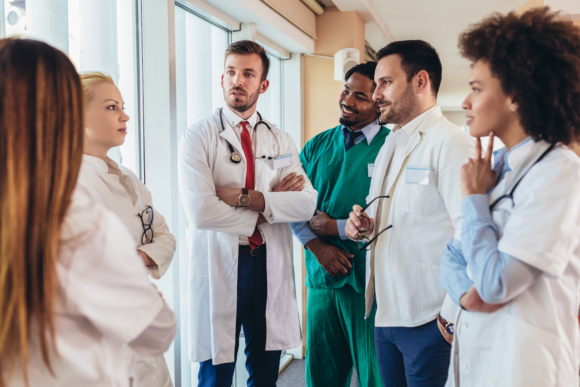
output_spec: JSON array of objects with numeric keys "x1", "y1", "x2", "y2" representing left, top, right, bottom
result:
[
  {"x1": 178, "y1": 40, "x2": 317, "y2": 387},
  {"x1": 345, "y1": 40, "x2": 473, "y2": 387}
]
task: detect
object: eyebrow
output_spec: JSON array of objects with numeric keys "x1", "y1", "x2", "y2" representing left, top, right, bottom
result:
[
  {"x1": 103, "y1": 99, "x2": 119, "y2": 104},
  {"x1": 226, "y1": 66, "x2": 257, "y2": 73},
  {"x1": 376, "y1": 76, "x2": 393, "y2": 83},
  {"x1": 469, "y1": 81, "x2": 481, "y2": 86}
]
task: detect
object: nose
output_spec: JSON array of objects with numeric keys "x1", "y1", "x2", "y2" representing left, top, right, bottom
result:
[
  {"x1": 121, "y1": 110, "x2": 130, "y2": 122},
  {"x1": 372, "y1": 86, "x2": 382, "y2": 102},
  {"x1": 461, "y1": 95, "x2": 471, "y2": 111},
  {"x1": 343, "y1": 92, "x2": 356, "y2": 107},
  {"x1": 232, "y1": 71, "x2": 243, "y2": 87}
]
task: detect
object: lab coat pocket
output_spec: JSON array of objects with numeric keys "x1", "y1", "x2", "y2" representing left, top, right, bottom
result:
[
  {"x1": 397, "y1": 172, "x2": 440, "y2": 212},
  {"x1": 489, "y1": 312, "x2": 559, "y2": 387},
  {"x1": 416, "y1": 262, "x2": 445, "y2": 315}
]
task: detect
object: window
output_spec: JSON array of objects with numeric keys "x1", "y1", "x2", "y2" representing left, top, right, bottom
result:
[
  {"x1": 1, "y1": 0, "x2": 143, "y2": 178},
  {"x1": 256, "y1": 51, "x2": 283, "y2": 130}
]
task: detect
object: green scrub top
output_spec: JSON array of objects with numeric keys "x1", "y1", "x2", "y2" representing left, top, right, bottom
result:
[{"x1": 300, "y1": 124, "x2": 390, "y2": 293}]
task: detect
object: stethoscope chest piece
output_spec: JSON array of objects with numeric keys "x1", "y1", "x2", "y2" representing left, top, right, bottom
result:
[{"x1": 230, "y1": 153, "x2": 242, "y2": 163}]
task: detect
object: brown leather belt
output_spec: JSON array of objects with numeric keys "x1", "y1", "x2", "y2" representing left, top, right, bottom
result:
[
  {"x1": 437, "y1": 313, "x2": 454, "y2": 345},
  {"x1": 239, "y1": 244, "x2": 267, "y2": 257}
]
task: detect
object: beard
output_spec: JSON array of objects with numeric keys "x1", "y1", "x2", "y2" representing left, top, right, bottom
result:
[
  {"x1": 339, "y1": 114, "x2": 360, "y2": 128},
  {"x1": 224, "y1": 85, "x2": 260, "y2": 114},
  {"x1": 379, "y1": 83, "x2": 416, "y2": 125}
]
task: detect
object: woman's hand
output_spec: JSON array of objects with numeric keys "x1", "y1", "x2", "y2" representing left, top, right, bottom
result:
[
  {"x1": 460, "y1": 132, "x2": 497, "y2": 198},
  {"x1": 137, "y1": 250, "x2": 157, "y2": 268}
]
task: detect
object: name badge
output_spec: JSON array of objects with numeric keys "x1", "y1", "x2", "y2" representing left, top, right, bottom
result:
[
  {"x1": 368, "y1": 163, "x2": 375, "y2": 177},
  {"x1": 406, "y1": 166, "x2": 430, "y2": 185},
  {"x1": 272, "y1": 154, "x2": 292, "y2": 170}
]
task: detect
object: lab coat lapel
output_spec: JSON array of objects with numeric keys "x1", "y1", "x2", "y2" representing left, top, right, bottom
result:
[{"x1": 218, "y1": 117, "x2": 246, "y2": 162}]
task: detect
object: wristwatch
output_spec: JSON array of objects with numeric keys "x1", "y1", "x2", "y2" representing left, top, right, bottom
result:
[{"x1": 238, "y1": 188, "x2": 251, "y2": 207}]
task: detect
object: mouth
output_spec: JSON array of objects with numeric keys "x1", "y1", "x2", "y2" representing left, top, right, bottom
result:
[
  {"x1": 230, "y1": 89, "x2": 246, "y2": 98},
  {"x1": 118, "y1": 128, "x2": 127, "y2": 134},
  {"x1": 378, "y1": 103, "x2": 390, "y2": 112},
  {"x1": 466, "y1": 116, "x2": 474, "y2": 125},
  {"x1": 340, "y1": 105, "x2": 358, "y2": 118}
]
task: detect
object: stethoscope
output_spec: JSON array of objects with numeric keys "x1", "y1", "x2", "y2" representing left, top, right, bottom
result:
[{"x1": 219, "y1": 107, "x2": 281, "y2": 164}]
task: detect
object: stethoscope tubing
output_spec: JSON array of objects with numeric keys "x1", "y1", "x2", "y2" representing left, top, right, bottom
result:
[{"x1": 219, "y1": 107, "x2": 281, "y2": 163}]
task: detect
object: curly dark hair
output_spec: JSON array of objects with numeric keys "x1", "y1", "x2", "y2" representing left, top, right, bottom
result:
[{"x1": 458, "y1": 7, "x2": 580, "y2": 145}]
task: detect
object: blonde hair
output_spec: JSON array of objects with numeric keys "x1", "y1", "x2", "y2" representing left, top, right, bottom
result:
[
  {"x1": 0, "y1": 39, "x2": 84, "y2": 386},
  {"x1": 79, "y1": 71, "x2": 115, "y2": 107}
]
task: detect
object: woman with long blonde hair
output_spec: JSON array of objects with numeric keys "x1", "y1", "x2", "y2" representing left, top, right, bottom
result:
[
  {"x1": 0, "y1": 38, "x2": 176, "y2": 387},
  {"x1": 76, "y1": 72, "x2": 176, "y2": 387}
]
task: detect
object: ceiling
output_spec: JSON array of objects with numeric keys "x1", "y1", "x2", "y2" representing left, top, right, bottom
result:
[{"x1": 333, "y1": 0, "x2": 534, "y2": 110}]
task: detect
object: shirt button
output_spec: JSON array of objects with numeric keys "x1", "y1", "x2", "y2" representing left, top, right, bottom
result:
[
  {"x1": 463, "y1": 363, "x2": 469, "y2": 371},
  {"x1": 241, "y1": 162, "x2": 246, "y2": 168},
  {"x1": 463, "y1": 322, "x2": 468, "y2": 329},
  {"x1": 230, "y1": 260, "x2": 236, "y2": 265}
]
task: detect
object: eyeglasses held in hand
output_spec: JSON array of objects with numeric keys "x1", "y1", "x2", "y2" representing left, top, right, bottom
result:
[
  {"x1": 356, "y1": 196, "x2": 393, "y2": 251},
  {"x1": 138, "y1": 205, "x2": 154, "y2": 245}
]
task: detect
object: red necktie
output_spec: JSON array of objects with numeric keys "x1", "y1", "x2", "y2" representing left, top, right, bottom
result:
[{"x1": 240, "y1": 121, "x2": 263, "y2": 249}]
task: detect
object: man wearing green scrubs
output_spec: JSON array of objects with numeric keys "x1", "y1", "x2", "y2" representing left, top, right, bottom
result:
[{"x1": 291, "y1": 62, "x2": 388, "y2": 387}]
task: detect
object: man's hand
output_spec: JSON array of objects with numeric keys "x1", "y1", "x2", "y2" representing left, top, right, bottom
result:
[
  {"x1": 460, "y1": 133, "x2": 497, "y2": 198},
  {"x1": 346, "y1": 204, "x2": 374, "y2": 240},
  {"x1": 257, "y1": 213, "x2": 267, "y2": 226},
  {"x1": 460, "y1": 286, "x2": 506, "y2": 313},
  {"x1": 215, "y1": 186, "x2": 242, "y2": 207},
  {"x1": 137, "y1": 250, "x2": 158, "y2": 269},
  {"x1": 306, "y1": 238, "x2": 353, "y2": 277},
  {"x1": 309, "y1": 210, "x2": 339, "y2": 238},
  {"x1": 273, "y1": 172, "x2": 305, "y2": 192}
]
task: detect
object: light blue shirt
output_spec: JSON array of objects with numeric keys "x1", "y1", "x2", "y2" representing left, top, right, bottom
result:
[
  {"x1": 291, "y1": 120, "x2": 382, "y2": 247},
  {"x1": 438, "y1": 137, "x2": 541, "y2": 306}
]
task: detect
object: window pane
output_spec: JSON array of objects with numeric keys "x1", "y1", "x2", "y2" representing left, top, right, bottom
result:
[
  {"x1": 3, "y1": 0, "x2": 143, "y2": 178},
  {"x1": 257, "y1": 52, "x2": 282, "y2": 130},
  {"x1": 174, "y1": 5, "x2": 230, "y2": 386}
]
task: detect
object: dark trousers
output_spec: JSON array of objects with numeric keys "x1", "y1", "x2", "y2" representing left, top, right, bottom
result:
[
  {"x1": 198, "y1": 253, "x2": 281, "y2": 387},
  {"x1": 374, "y1": 319, "x2": 451, "y2": 387}
]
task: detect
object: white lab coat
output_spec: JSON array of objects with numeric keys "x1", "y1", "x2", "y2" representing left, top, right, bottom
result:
[
  {"x1": 178, "y1": 108, "x2": 317, "y2": 364},
  {"x1": 364, "y1": 106, "x2": 474, "y2": 326},
  {"x1": 77, "y1": 155, "x2": 176, "y2": 387},
  {"x1": 446, "y1": 140, "x2": 580, "y2": 387},
  {"x1": 8, "y1": 190, "x2": 176, "y2": 387}
]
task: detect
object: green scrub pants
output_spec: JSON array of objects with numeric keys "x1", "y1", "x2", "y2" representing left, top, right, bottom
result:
[{"x1": 305, "y1": 286, "x2": 382, "y2": 387}]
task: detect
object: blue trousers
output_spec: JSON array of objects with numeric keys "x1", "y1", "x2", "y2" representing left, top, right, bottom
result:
[
  {"x1": 374, "y1": 319, "x2": 451, "y2": 387},
  {"x1": 198, "y1": 253, "x2": 281, "y2": 387}
]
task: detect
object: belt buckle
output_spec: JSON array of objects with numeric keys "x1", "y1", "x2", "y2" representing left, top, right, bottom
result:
[
  {"x1": 445, "y1": 321, "x2": 455, "y2": 334},
  {"x1": 250, "y1": 247, "x2": 260, "y2": 256}
]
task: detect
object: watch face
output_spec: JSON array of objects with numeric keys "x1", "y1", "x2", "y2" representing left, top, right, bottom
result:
[{"x1": 239, "y1": 195, "x2": 250, "y2": 207}]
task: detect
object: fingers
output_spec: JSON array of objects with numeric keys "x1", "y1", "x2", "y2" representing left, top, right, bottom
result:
[
  {"x1": 337, "y1": 249, "x2": 354, "y2": 270},
  {"x1": 345, "y1": 219, "x2": 359, "y2": 239},
  {"x1": 279, "y1": 172, "x2": 296, "y2": 186},
  {"x1": 352, "y1": 204, "x2": 363, "y2": 217},
  {"x1": 285, "y1": 175, "x2": 304, "y2": 191},
  {"x1": 485, "y1": 132, "x2": 495, "y2": 164},
  {"x1": 475, "y1": 137, "x2": 482, "y2": 160},
  {"x1": 349, "y1": 211, "x2": 363, "y2": 229}
]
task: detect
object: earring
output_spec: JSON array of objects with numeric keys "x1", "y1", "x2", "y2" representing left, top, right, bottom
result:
[{"x1": 511, "y1": 107, "x2": 517, "y2": 112}]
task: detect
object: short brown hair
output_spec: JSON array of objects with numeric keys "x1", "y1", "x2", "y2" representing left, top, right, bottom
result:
[
  {"x1": 224, "y1": 40, "x2": 270, "y2": 81},
  {"x1": 459, "y1": 7, "x2": 580, "y2": 145}
]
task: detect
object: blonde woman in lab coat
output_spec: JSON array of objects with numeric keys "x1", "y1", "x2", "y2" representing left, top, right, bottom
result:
[
  {"x1": 77, "y1": 72, "x2": 177, "y2": 387},
  {"x1": 438, "y1": 8, "x2": 580, "y2": 387},
  {"x1": 0, "y1": 39, "x2": 176, "y2": 387}
]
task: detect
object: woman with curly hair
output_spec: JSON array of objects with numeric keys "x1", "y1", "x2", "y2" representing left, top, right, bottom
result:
[{"x1": 438, "y1": 7, "x2": 580, "y2": 387}]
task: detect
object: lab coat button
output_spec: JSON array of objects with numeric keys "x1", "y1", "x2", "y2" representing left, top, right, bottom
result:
[
  {"x1": 463, "y1": 363, "x2": 469, "y2": 371},
  {"x1": 231, "y1": 260, "x2": 236, "y2": 265},
  {"x1": 463, "y1": 322, "x2": 468, "y2": 329},
  {"x1": 242, "y1": 162, "x2": 246, "y2": 168}
]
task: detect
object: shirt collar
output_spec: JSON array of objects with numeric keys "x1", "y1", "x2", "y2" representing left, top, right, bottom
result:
[
  {"x1": 341, "y1": 119, "x2": 382, "y2": 145},
  {"x1": 493, "y1": 137, "x2": 533, "y2": 181},
  {"x1": 392, "y1": 105, "x2": 440, "y2": 138},
  {"x1": 222, "y1": 105, "x2": 258, "y2": 131},
  {"x1": 82, "y1": 154, "x2": 125, "y2": 176}
]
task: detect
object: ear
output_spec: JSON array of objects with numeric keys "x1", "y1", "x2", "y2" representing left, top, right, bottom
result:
[
  {"x1": 414, "y1": 70, "x2": 430, "y2": 94},
  {"x1": 220, "y1": 74, "x2": 224, "y2": 89},
  {"x1": 508, "y1": 96, "x2": 519, "y2": 113},
  {"x1": 259, "y1": 79, "x2": 270, "y2": 94}
]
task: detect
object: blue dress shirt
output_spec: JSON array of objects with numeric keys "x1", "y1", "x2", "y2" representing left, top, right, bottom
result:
[{"x1": 438, "y1": 138, "x2": 541, "y2": 306}]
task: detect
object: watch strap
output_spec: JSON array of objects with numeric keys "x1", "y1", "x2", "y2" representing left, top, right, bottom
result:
[{"x1": 242, "y1": 188, "x2": 249, "y2": 195}]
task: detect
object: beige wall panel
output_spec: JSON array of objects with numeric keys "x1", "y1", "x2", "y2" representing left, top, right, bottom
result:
[
  {"x1": 518, "y1": 0, "x2": 545, "y2": 13},
  {"x1": 314, "y1": 8, "x2": 365, "y2": 57},
  {"x1": 262, "y1": 0, "x2": 317, "y2": 39},
  {"x1": 303, "y1": 55, "x2": 344, "y2": 142}
]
